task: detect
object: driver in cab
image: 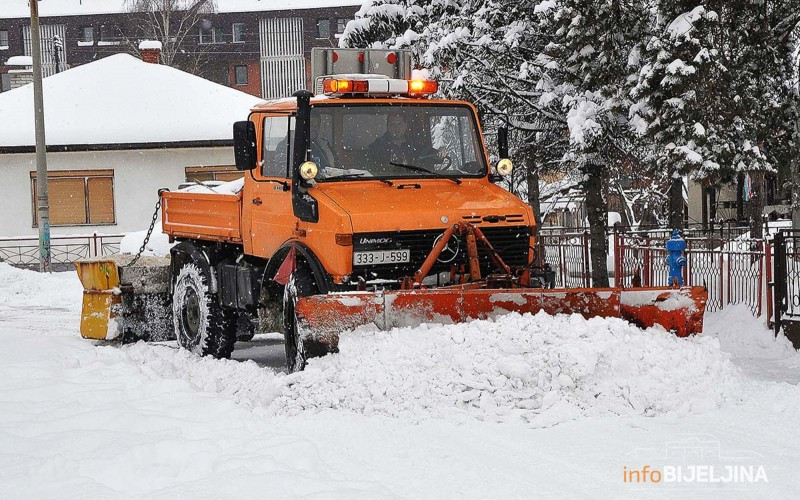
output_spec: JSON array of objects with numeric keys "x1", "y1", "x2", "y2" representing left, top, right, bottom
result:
[{"x1": 368, "y1": 110, "x2": 417, "y2": 166}]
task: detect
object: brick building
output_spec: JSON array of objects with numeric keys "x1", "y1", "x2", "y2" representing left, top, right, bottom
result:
[{"x1": 0, "y1": 0, "x2": 360, "y2": 98}]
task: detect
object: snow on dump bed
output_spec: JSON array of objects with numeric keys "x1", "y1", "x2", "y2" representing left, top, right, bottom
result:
[{"x1": 270, "y1": 312, "x2": 743, "y2": 426}]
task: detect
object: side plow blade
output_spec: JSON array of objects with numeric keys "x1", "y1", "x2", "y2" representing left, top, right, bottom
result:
[
  {"x1": 75, "y1": 258, "x2": 174, "y2": 342},
  {"x1": 295, "y1": 286, "x2": 708, "y2": 351}
]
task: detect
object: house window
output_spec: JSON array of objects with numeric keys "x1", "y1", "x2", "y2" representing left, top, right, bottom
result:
[
  {"x1": 232, "y1": 23, "x2": 245, "y2": 43},
  {"x1": 79, "y1": 26, "x2": 94, "y2": 44},
  {"x1": 336, "y1": 18, "x2": 348, "y2": 34},
  {"x1": 200, "y1": 27, "x2": 224, "y2": 44},
  {"x1": 185, "y1": 166, "x2": 242, "y2": 183},
  {"x1": 30, "y1": 170, "x2": 115, "y2": 226},
  {"x1": 98, "y1": 24, "x2": 121, "y2": 45},
  {"x1": 0, "y1": 29, "x2": 8, "y2": 49},
  {"x1": 212, "y1": 27, "x2": 224, "y2": 43},
  {"x1": 317, "y1": 19, "x2": 331, "y2": 39},
  {"x1": 234, "y1": 65, "x2": 248, "y2": 86}
]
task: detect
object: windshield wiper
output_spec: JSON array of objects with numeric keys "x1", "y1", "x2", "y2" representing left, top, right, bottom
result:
[
  {"x1": 324, "y1": 173, "x2": 394, "y2": 186},
  {"x1": 326, "y1": 173, "x2": 366, "y2": 181},
  {"x1": 389, "y1": 162, "x2": 462, "y2": 185}
]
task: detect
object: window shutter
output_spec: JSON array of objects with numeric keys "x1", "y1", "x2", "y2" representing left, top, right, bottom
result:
[
  {"x1": 88, "y1": 177, "x2": 115, "y2": 224},
  {"x1": 48, "y1": 178, "x2": 88, "y2": 225}
]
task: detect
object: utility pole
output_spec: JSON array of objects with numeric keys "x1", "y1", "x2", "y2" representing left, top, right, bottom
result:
[{"x1": 30, "y1": 0, "x2": 51, "y2": 272}]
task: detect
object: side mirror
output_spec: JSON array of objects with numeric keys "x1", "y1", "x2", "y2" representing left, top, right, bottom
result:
[{"x1": 233, "y1": 120, "x2": 257, "y2": 171}]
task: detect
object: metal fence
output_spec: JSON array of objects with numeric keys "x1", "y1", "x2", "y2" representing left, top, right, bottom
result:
[
  {"x1": 0, "y1": 233, "x2": 125, "y2": 269},
  {"x1": 536, "y1": 229, "x2": 591, "y2": 288},
  {"x1": 539, "y1": 226, "x2": 772, "y2": 320},
  {"x1": 614, "y1": 231, "x2": 770, "y2": 317}
]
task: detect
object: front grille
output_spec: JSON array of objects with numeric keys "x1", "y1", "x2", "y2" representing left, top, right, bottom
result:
[{"x1": 352, "y1": 226, "x2": 530, "y2": 279}]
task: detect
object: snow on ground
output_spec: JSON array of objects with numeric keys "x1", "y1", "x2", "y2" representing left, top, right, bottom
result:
[{"x1": 1, "y1": 262, "x2": 799, "y2": 498}]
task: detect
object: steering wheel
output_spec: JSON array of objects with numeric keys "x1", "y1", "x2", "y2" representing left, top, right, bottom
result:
[{"x1": 418, "y1": 152, "x2": 452, "y2": 171}]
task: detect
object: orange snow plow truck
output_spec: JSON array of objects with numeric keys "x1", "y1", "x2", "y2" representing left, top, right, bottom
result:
[{"x1": 76, "y1": 48, "x2": 707, "y2": 372}]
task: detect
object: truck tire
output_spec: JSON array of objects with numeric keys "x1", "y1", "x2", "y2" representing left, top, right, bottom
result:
[
  {"x1": 173, "y1": 262, "x2": 237, "y2": 358},
  {"x1": 282, "y1": 267, "x2": 318, "y2": 373}
]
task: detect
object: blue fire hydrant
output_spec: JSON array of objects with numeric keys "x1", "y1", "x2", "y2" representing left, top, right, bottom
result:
[{"x1": 665, "y1": 229, "x2": 687, "y2": 286}]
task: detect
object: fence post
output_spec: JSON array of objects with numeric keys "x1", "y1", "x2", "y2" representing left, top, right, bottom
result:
[
  {"x1": 718, "y1": 247, "x2": 724, "y2": 311},
  {"x1": 766, "y1": 238, "x2": 773, "y2": 327},
  {"x1": 643, "y1": 237, "x2": 651, "y2": 287},
  {"x1": 726, "y1": 239, "x2": 732, "y2": 307},
  {"x1": 773, "y1": 231, "x2": 785, "y2": 337},
  {"x1": 613, "y1": 228, "x2": 621, "y2": 288},
  {"x1": 558, "y1": 235, "x2": 566, "y2": 288},
  {"x1": 685, "y1": 237, "x2": 691, "y2": 286},
  {"x1": 757, "y1": 240, "x2": 763, "y2": 318},
  {"x1": 582, "y1": 231, "x2": 590, "y2": 288}
]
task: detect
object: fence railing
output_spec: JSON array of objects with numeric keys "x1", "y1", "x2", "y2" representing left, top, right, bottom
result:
[
  {"x1": 539, "y1": 227, "x2": 772, "y2": 321},
  {"x1": 0, "y1": 233, "x2": 125, "y2": 268}
]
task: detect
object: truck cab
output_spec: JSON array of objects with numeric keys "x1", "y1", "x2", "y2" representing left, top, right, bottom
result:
[{"x1": 239, "y1": 92, "x2": 533, "y2": 288}]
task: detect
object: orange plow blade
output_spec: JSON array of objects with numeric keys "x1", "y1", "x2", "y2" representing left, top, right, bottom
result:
[{"x1": 295, "y1": 286, "x2": 707, "y2": 350}]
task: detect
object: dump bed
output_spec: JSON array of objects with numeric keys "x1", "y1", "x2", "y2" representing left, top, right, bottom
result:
[{"x1": 161, "y1": 190, "x2": 242, "y2": 243}]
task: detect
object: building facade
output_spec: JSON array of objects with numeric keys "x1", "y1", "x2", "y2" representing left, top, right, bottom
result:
[{"x1": 0, "y1": 2, "x2": 359, "y2": 97}]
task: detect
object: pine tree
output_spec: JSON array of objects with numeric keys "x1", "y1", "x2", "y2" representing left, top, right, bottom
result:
[{"x1": 631, "y1": 0, "x2": 797, "y2": 236}]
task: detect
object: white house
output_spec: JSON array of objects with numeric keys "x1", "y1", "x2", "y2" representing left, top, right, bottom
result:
[{"x1": 0, "y1": 51, "x2": 263, "y2": 251}]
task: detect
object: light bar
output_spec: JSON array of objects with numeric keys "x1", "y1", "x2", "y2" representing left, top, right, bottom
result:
[
  {"x1": 323, "y1": 79, "x2": 369, "y2": 93},
  {"x1": 321, "y1": 78, "x2": 438, "y2": 97},
  {"x1": 408, "y1": 80, "x2": 438, "y2": 95}
]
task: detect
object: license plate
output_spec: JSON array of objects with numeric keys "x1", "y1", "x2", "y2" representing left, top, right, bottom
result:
[{"x1": 353, "y1": 249, "x2": 410, "y2": 266}]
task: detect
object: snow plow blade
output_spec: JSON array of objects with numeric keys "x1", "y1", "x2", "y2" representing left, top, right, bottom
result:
[
  {"x1": 75, "y1": 257, "x2": 174, "y2": 342},
  {"x1": 294, "y1": 286, "x2": 707, "y2": 350}
]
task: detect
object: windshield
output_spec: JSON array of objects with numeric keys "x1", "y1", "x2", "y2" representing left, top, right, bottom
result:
[{"x1": 309, "y1": 104, "x2": 487, "y2": 181}]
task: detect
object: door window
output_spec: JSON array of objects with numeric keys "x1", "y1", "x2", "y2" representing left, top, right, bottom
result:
[{"x1": 262, "y1": 115, "x2": 294, "y2": 177}]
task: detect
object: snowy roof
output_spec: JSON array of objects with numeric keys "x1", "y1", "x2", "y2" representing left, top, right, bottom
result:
[
  {"x1": 0, "y1": 0, "x2": 360, "y2": 19},
  {"x1": 0, "y1": 54, "x2": 264, "y2": 148}
]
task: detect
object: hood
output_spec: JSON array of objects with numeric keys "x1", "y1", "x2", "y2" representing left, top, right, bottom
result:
[{"x1": 315, "y1": 179, "x2": 533, "y2": 233}]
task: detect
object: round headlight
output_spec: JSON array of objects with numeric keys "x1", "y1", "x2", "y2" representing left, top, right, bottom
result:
[
  {"x1": 299, "y1": 161, "x2": 318, "y2": 180},
  {"x1": 497, "y1": 158, "x2": 513, "y2": 176}
]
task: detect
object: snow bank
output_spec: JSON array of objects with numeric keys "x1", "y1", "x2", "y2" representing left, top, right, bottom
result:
[
  {"x1": 0, "y1": 263, "x2": 750, "y2": 429},
  {"x1": 705, "y1": 304, "x2": 797, "y2": 359},
  {"x1": 271, "y1": 312, "x2": 743, "y2": 426},
  {"x1": 119, "y1": 230, "x2": 174, "y2": 257},
  {"x1": 0, "y1": 263, "x2": 82, "y2": 310}
]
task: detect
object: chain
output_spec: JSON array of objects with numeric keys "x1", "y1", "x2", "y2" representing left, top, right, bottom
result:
[{"x1": 129, "y1": 189, "x2": 168, "y2": 266}]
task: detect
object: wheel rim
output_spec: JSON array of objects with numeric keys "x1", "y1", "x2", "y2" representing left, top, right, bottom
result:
[{"x1": 182, "y1": 287, "x2": 201, "y2": 346}]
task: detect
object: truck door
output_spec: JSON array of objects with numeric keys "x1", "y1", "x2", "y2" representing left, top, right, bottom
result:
[{"x1": 242, "y1": 114, "x2": 296, "y2": 259}]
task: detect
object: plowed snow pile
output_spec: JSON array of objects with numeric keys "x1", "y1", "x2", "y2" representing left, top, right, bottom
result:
[{"x1": 272, "y1": 313, "x2": 744, "y2": 426}]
